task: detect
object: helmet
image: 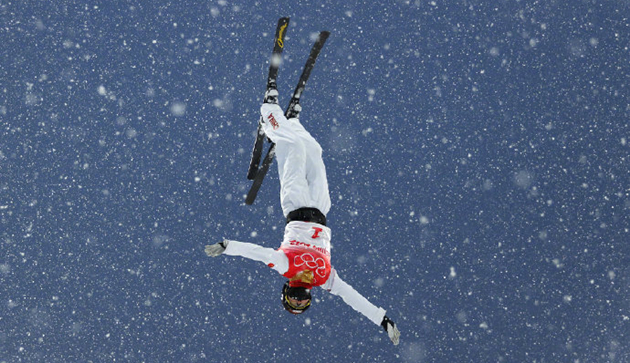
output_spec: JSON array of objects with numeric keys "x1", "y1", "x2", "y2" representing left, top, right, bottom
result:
[{"x1": 281, "y1": 281, "x2": 311, "y2": 314}]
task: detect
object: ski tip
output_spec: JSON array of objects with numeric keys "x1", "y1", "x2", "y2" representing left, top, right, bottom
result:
[
  {"x1": 314, "y1": 31, "x2": 330, "y2": 44},
  {"x1": 276, "y1": 18, "x2": 290, "y2": 48},
  {"x1": 278, "y1": 17, "x2": 290, "y2": 26}
]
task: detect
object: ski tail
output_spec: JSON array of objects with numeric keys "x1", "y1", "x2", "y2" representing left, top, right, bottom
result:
[
  {"x1": 246, "y1": 30, "x2": 330, "y2": 205},
  {"x1": 286, "y1": 31, "x2": 330, "y2": 118},
  {"x1": 247, "y1": 17, "x2": 290, "y2": 180}
]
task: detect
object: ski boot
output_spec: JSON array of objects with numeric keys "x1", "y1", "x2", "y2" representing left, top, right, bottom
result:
[
  {"x1": 286, "y1": 102, "x2": 301, "y2": 119},
  {"x1": 264, "y1": 83, "x2": 279, "y2": 104}
]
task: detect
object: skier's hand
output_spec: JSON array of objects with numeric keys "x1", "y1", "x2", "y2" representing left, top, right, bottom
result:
[
  {"x1": 205, "y1": 241, "x2": 229, "y2": 257},
  {"x1": 381, "y1": 316, "x2": 400, "y2": 345}
]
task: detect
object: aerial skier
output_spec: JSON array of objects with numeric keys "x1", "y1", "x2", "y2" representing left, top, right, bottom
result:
[
  {"x1": 206, "y1": 18, "x2": 400, "y2": 345},
  {"x1": 204, "y1": 87, "x2": 401, "y2": 345}
]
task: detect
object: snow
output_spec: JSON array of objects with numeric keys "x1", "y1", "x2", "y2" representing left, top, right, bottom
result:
[{"x1": 1, "y1": 1, "x2": 628, "y2": 362}]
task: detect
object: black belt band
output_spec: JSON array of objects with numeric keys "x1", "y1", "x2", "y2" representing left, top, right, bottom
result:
[{"x1": 286, "y1": 208, "x2": 327, "y2": 226}]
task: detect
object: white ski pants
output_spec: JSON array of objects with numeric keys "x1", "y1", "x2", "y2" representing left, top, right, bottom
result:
[{"x1": 260, "y1": 103, "x2": 331, "y2": 217}]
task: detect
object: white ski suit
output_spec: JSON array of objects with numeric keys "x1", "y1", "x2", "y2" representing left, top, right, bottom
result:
[
  {"x1": 222, "y1": 104, "x2": 386, "y2": 326},
  {"x1": 260, "y1": 103, "x2": 331, "y2": 217}
]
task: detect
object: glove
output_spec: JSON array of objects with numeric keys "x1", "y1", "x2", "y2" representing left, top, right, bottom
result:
[
  {"x1": 381, "y1": 316, "x2": 400, "y2": 345},
  {"x1": 205, "y1": 241, "x2": 229, "y2": 257}
]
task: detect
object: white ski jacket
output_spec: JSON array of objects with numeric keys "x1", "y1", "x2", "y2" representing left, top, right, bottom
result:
[{"x1": 223, "y1": 221, "x2": 387, "y2": 326}]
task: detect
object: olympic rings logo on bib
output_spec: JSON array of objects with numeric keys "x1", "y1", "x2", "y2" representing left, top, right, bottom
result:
[{"x1": 294, "y1": 253, "x2": 327, "y2": 278}]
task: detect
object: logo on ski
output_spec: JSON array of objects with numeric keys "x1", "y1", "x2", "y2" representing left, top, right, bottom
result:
[
  {"x1": 267, "y1": 113, "x2": 280, "y2": 130},
  {"x1": 277, "y1": 23, "x2": 288, "y2": 48}
]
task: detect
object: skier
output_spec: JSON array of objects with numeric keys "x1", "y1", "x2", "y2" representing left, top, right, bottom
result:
[{"x1": 205, "y1": 88, "x2": 401, "y2": 345}]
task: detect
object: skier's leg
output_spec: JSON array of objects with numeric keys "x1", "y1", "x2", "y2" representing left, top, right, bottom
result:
[
  {"x1": 274, "y1": 137, "x2": 311, "y2": 216},
  {"x1": 260, "y1": 103, "x2": 310, "y2": 216},
  {"x1": 303, "y1": 133, "x2": 331, "y2": 215},
  {"x1": 280, "y1": 116, "x2": 331, "y2": 216}
]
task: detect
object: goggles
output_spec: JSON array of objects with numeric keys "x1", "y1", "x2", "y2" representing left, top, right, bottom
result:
[{"x1": 284, "y1": 294, "x2": 311, "y2": 310}]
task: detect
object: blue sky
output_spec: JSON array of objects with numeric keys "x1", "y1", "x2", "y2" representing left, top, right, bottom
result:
[{"x1": 1, "y1": 1, "x2": 629, "y2": 362}]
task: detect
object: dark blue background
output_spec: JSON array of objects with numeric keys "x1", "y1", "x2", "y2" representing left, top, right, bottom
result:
[{"x1": 1, "y1": 1, "x2": 629, "y2": 362}]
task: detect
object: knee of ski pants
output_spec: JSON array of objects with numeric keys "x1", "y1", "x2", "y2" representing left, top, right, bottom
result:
[
  {"x1": 305, "y1": 134, "x2": 323, "y2": 156},
  {"x1": 275, "y1": 135, "x2": 307, "y2": 163}
]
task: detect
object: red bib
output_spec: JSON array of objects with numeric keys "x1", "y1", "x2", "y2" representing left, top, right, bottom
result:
[{"x1": 279, "y1": 245, "x2": 331, "y2": 286}]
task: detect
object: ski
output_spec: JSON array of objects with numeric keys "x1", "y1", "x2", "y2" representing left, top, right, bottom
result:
[
  {"x1": 247, "y1": 17, "x2": 290, "y2": 180},
  {"x1": 285, "y1": 31, "x2": 330, "y2": 119},
  {"x1": 245, "y1": 143, "x2": 276, "y2": 205},
  {"x1": 246, "y1": 31, "x2": 330, "y2": 205}
]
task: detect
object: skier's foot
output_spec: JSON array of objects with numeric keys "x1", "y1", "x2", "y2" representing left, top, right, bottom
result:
[
  {"x1": 287, "y1": 103, "x2": 301, "y2": 119},
  {"x1": 264, "y1": 87, "x2": 279, "y2": 104}
]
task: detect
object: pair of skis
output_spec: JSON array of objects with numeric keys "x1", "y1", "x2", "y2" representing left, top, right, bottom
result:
[{"x1": 245, "y1": 17, "x2": 330, "y2": 205}]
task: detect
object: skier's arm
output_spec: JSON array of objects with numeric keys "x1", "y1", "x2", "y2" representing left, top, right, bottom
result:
[
  {"x1": 323, "y1": 270, "x2": 400, "y2": 345},
  {"x1": 323, "y1": 270, "x2": 386, "y2": 325},
  {"x1": 205, "y1": 240, "x2": 288, "y2": 274}
]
